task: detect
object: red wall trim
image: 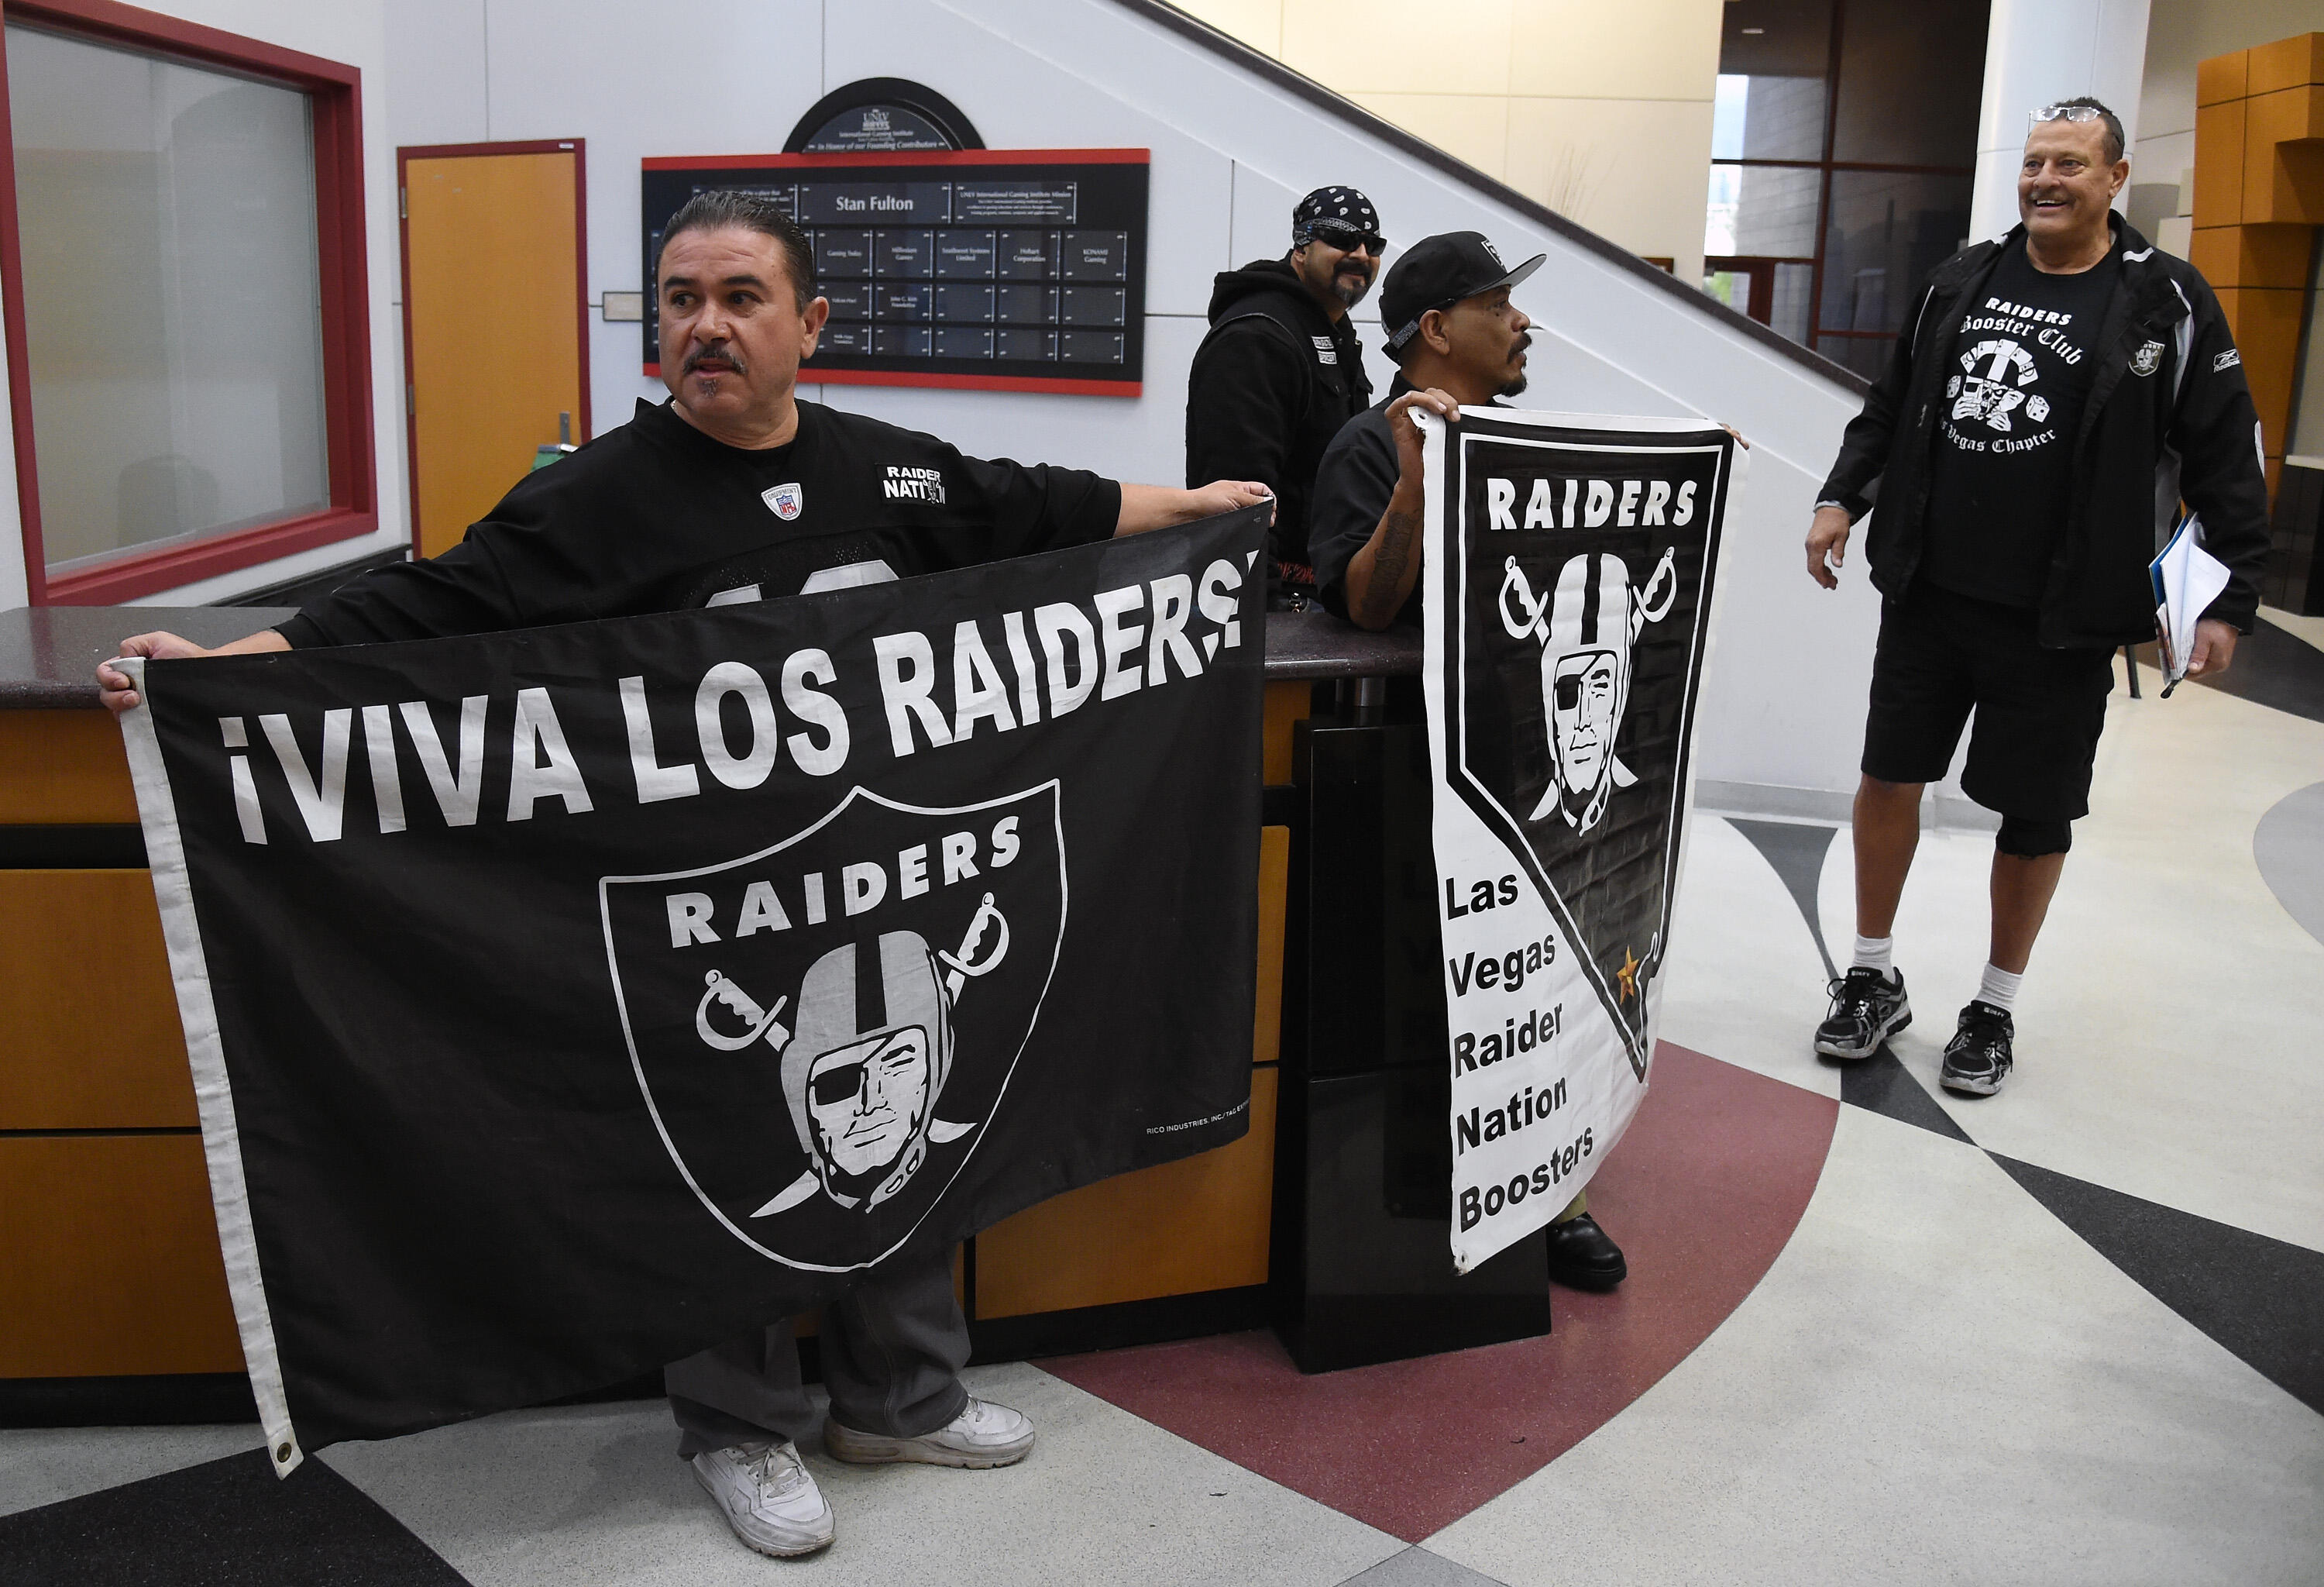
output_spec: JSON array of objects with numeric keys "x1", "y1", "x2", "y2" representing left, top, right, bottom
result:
[
  {"x1": 397, "y1": 139, "x2": 590, "y2": 559},
  {"x1": 641, "y1": 148, "x2": 1150, "y2": 170},
  {"x1": 800, "y1": 370, "x2": 1142, "y2": 398},
  {"x1": 3, "y1": 0, "x2": 359, "y2": 87},
  {"x1": 3, "y1": 0, "x2": 378, "y2": 605},
  {"x1": 45, "y1": 510, "x2": 376, "y2": 604}
]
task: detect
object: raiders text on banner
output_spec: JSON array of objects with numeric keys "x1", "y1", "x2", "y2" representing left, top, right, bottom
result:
[
  {"x1": 1418, "y1": 410, "x2": 1740, "y2": 1272},
  {"x1": 116, "y1": 510, "x2": 1269, "y2": 1471}
]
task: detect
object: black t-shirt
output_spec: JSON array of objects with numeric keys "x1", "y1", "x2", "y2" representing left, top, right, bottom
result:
[
  {"x1": 279, "y1": 398, "x2": 1122, "y2": 646},
  {"x1": 1308, "y1": 377, "x2": 1511, "y2": 628},
  {"x1": 1919, "y1": 239, "x2": 2121, "y2": 608}
]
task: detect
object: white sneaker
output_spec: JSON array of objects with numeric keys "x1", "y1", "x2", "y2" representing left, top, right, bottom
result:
[
  {"x1": 823, "y1": 1396, "x2": 1035, "y2": 1468},
  {"x1": 689, "y1": 1441, "x2": 834, "y2": 1558}
]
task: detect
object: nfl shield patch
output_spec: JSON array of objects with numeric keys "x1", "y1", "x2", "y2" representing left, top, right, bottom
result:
[{"x1": 763, "y1": 482, "x2": 804, "y2": 520}]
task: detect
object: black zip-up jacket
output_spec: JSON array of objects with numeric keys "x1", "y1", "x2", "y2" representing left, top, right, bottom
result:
[
  {"x1": 1184, "y1": 260, "x2": 1372, "y2": 569},
  {"x1": 1817, "y1": 218, "x2": 2271, "y2": 647}
]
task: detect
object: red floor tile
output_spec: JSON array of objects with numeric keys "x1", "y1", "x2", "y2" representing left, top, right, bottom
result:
[{"x1": 1040, "y1": 1044, "x2": 1838, "y2": 1541}]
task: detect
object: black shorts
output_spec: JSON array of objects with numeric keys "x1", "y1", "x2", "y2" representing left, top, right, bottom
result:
[{"x1": 1860, "y1": 583, "x2": 2116, "y2": 822}]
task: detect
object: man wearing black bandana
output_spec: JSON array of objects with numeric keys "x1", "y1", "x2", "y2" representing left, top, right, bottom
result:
[{"x1": 1186, "y1": 185, "x2": 1382, "y2": 602}]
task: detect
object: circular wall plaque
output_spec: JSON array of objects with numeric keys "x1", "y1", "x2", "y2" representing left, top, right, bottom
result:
[{"x1": 786, "y1": 78, "x2": 983, "y2": 154}]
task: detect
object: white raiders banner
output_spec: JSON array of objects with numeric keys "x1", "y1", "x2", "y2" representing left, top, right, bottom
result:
[
  {"x1": 115, "y1": 508, "x2": 1267, "y2": 1471},
  {"x1": 1417, "y1": 408, "x2": 1740, "y2": 1270}
]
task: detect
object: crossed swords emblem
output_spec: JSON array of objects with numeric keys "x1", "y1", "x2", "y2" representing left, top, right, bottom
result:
[{"x1": 1497, "y1": 546, "x2": 1678, "y2": 826}]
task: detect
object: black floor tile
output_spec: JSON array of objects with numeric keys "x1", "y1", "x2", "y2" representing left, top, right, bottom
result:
[
  {"x1": 2181, "y1": 621, "x2": 2324, "y2": 723},
  {"x1": 1727, "y1": 818, "x2": 1839, "y2": 979},
  {"x1": 1991, "y1": 1153, "x2": 2324, "y2": 1414},
  {"x1": 0, "y1": 1448, "x2": 469, "y2": 1587},
  {"x1": 1832, "y1": 1044, "x2": 1973, "y2": 1144}
]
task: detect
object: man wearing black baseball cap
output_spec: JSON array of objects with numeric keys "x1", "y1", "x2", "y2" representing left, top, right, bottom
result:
[
  {"x1": 1305, "y1": 230, "x2": 1631, "y2": 1293},
  {"x1": 1308, "y1": 230, "x2": 1542, "y2": 632},
  {"x1": 1185, "y1": 186, "x2": 1384, "y2": 600}
]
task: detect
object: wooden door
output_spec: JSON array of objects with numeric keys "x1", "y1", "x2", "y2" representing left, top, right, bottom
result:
[{"x1": 400, "y1": 142, "x2": 589, "y2": 559}]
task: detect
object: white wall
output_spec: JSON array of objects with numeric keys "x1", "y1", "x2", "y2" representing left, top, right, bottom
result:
[
  {"x1": 372, "y1": 0, "x2": 1872, "y2": 809},
  {"x1": 0, "y1": 0, "x2": 411, "y2": 608},
  {"x1": 1170, "y1": 0, "x2": 1724, "y2": 284},
  {"x1": 0, "y1": 267, "x2": 24, "y2": 612}
]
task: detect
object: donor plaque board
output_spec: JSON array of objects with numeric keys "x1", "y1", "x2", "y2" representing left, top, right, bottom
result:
[{"x1": 641, "y1": 150, "x2": 1150, "y2": 395}]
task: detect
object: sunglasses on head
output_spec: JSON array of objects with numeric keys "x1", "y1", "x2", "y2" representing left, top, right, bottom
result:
[
  {"x1": 1306, "y1": 221, "x2": 1387, "y2": 254},
  {"x1": 2028, "y1": 103, "x2": 2106, "y2": 128}
]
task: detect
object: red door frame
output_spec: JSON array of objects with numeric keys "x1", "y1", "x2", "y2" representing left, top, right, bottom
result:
[
  {"x1": 0, "y1": 0, "x2": 376, "y2": 605},
  {"x1": 396, "y1": 139, "x2": 590, "y2": 559}
]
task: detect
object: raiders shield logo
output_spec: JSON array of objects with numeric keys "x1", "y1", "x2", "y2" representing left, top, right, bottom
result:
[
  {"x1": 762, "y1": 482, "x2": 804, "y2": 520},
  {"x1": 600, "y1": 783, "x2": 1064, "y2": 1271},
  {"x1": 2130, "y1": 340, "x2": 2164, "y2": 377},
  {"x1": 1442, "y1": 425, "x2": 1729, "y2": 1074}
]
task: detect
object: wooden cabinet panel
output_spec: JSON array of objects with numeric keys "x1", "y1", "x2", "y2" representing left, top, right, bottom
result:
[
  {"x1": 0, "y1": 1135, "x2": 243, "y2": 1378},
  {"x1": 973, "y1": 1067, "x2": 1276, "y2": 1319},
  {"x1": 0, "y1": 869, "x2": 194, "y2": 1129},
  {"x1": 1254, "y1": 825, "x2": 1289, "y2": 1066},
  {"x1": 2194, "y1": 101, "x2": 2244, "y2": 231},
  {"x1": 1262, "y1": 680, "x2": 1310, "y2": 786},
  {"x1": 0, "y1": 711, "x2": 138, "y2": 824}
]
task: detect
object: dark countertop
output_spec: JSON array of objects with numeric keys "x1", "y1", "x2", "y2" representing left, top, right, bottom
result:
[
  {"x1": 0, "y1": 607, "x2": 301, "y2": 708},
  {"x1": 0, "y1": 604, "x2": 1419, "y2": 709},
  {"x1": 1260, "y1": 608, "x2": 1421, "y2": 680}
]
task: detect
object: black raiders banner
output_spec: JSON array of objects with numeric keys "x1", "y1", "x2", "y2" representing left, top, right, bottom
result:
[
  {"x1": 116, "y1": 511, "x2": 1267, "y2": 1472},
  {"x1": 1418, "y1": 408, "x2": 1739, "y2": 1270}
]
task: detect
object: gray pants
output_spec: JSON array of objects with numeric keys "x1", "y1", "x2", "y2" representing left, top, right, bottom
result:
[{"x1": 665, "y1": 1242, "x2": 970, "y2": 1458}]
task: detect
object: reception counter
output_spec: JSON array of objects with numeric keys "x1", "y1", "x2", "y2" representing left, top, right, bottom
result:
[{"x1": 0, "y1": 605, "x2": 1425, "y2": 1417}]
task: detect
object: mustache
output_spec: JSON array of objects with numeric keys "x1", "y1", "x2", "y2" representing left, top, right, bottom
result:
[{"x1": 683, "y1": 343, "x2": 745, "y2": 375}]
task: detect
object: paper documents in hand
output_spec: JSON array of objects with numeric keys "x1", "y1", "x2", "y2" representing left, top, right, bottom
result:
[{"x1": 2150, "y1": 514, "x2": 2231, "y2": 695}]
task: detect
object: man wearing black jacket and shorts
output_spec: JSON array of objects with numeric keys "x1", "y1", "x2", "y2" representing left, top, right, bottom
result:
[
  {"x1": 99, "y1": 190, "x2": 1268, "y2": 1561},
  {"x1": 1805, "y1": 98, "x2": 2271, "y2": 1097},
  {"x1": 1185, "y1": 186, "x2": 1381, "y2": 602}
]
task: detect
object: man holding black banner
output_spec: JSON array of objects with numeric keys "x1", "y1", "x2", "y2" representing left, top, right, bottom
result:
[
  {"x1": 1303, "y1": 232, "x2": 1630, "y2": 1291},
  {"x1": 100, "y1": 189, "x2": 1267, "y2": 1561}
]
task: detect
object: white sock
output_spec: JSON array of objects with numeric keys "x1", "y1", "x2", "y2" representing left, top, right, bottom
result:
[
  {"x1": 1977, "y1": 962, "x2": 2023, "y2": 1012},
  {"x1": 1851, "y1": 935, "x2": 1893, "y2": 979}
]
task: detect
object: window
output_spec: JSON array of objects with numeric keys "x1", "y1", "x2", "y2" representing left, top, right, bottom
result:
[
  {"x1": 0, "y1": 0, "x2": 373, "y2": 604},
  {"x1": 1703, "y1": 0, "x2": 1988, "y2": 378}
]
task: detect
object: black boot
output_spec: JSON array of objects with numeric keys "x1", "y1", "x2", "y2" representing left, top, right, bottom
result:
[{"x1": 1545, "y1": 1212, "x2": 1627, "y2": 1291}]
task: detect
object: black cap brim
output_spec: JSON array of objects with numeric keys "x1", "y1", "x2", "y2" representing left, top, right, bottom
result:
[{"x1": 1384, "y1": 251, "x2": 1549, "y2": 355}]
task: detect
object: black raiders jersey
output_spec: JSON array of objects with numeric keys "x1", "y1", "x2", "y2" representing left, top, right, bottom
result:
[{"x1": 278, "y1": 398, "x2": 1122, "y2": 647}]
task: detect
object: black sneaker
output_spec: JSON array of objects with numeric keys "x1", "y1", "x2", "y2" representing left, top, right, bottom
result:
[
  {"x1": 1940, "y1": 1001, "x2": 2014, "y2": 1096},
  {"x1": 1814, "y1": 966, "x2": 1911, "y2": 1060}
]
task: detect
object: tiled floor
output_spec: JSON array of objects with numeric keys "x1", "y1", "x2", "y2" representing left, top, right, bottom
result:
[{"x1": 6, "y1": 618, "x2": 2320, "y2": 1584}]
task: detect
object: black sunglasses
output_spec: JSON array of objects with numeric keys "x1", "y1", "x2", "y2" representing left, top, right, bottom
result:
[{"x1": 1306, "y1": 220, "x2": 1387, "y2": 254}]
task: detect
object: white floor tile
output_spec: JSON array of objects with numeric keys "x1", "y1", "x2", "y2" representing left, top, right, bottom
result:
[
  {"x1": 321, "y1": 1361, "x2": 1401, "y2": 1586},
  {"x1": 0, "y1": 1423, "x2": 266, "y2": 1519},
  {"x1": 1425, "y1": 1108, "x2": 2324, "y2": 1587},
  {"x1": 1813, "y1": 672, "x2": 2324, "y2": 1251},
  {"x1": 1660, "y1": 814, "x2": 1841, "y2": 1099}
]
